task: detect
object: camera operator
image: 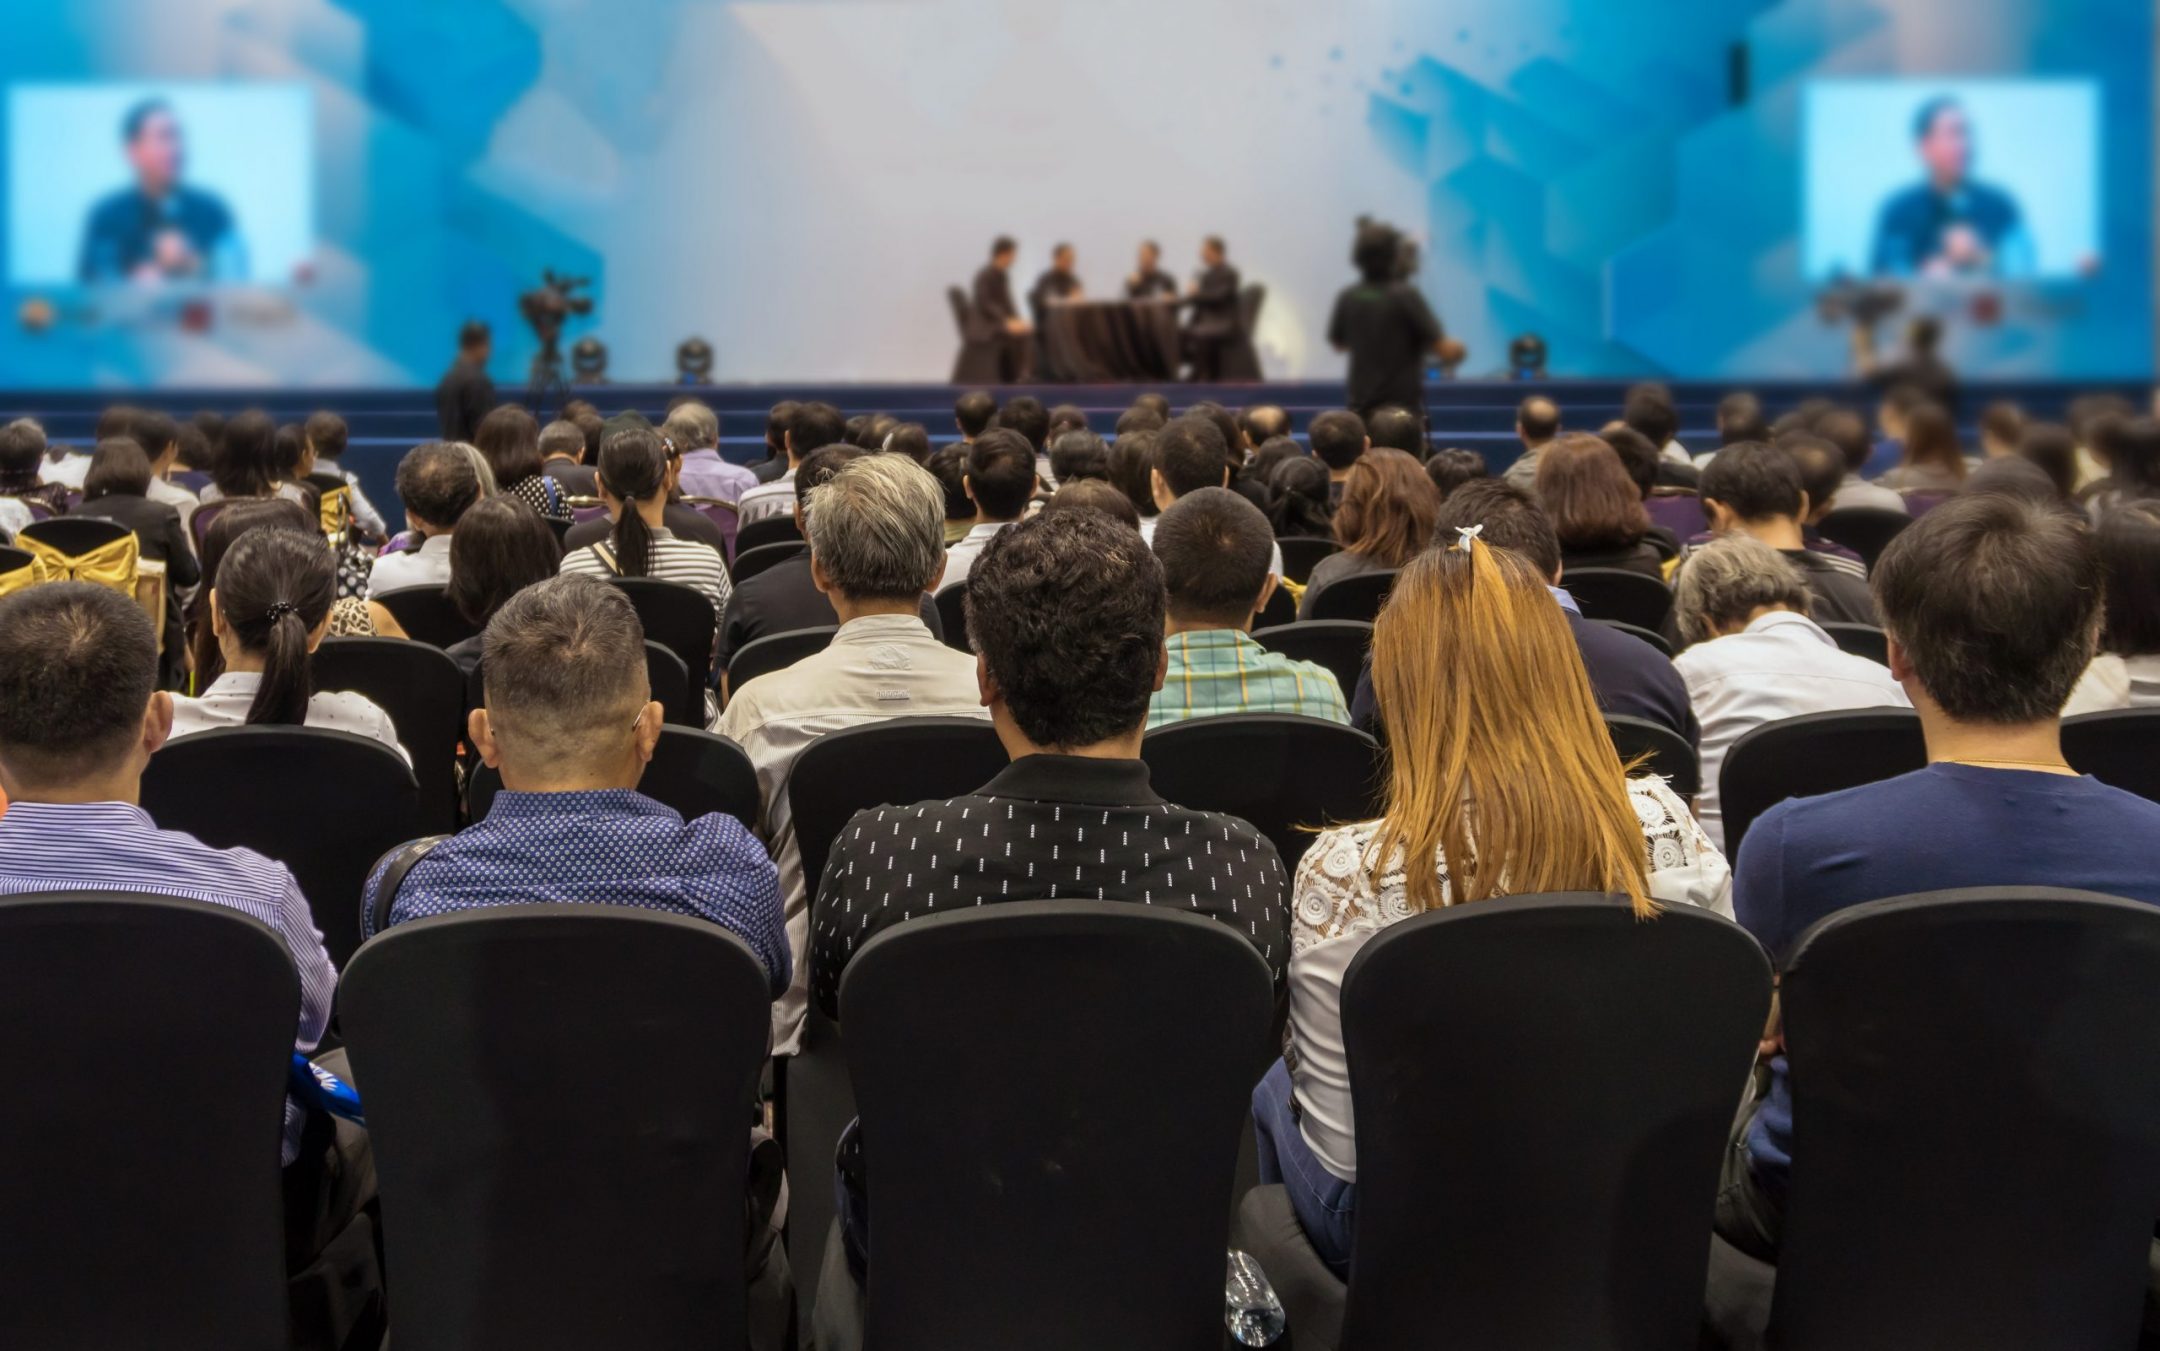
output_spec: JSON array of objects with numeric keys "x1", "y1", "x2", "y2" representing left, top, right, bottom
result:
[
  {"x1": 1852, "y1": 312, "x2": 1959, "y2": 414},
  {"x1": 435, "y1": 319, "x2": 495, "y2": 442},
  {"x1": 1328, "y1": 219, "x2": 1463, "y2": 425}
]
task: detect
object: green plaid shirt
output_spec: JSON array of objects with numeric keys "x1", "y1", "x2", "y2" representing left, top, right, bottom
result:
[{"x1": 1147, "y1": 629, "x2": 1351, "y2": 730}]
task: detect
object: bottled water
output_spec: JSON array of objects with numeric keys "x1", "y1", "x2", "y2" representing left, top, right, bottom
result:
[{"x1": 1225, "y1": 1249, "x2": 1287, "y2": 1346}]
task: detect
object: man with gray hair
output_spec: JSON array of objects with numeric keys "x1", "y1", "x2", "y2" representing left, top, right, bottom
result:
[
  {"x1": 367, "y1": 439, "x2": 484, "y2": 597},
  {"x1": 717, "y1": 453, "x2": 989, "y2": 1054},
  {"x1": 665, "y1": 399, "x2": 756, "y2": 503},
  {"x1": 1672, "y1": 533, "x2": 1906, "y2": 850}
]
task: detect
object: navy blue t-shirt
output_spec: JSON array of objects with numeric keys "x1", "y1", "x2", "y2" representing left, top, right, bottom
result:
[{"x1": 1734, "y1": 763, "x2": 2160, "y2": 1192}]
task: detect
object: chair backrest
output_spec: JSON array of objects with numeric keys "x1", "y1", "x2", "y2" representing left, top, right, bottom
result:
[
  {"x1": 1256, "y1": 581, "x2": 1297, "y2": 629},
  {"x1": 187, "y1": 497, "x2": 228, "y2": 552},
  {"x1": 1606, "y1": 712, "x2": 1700, "y2": 795},
  {"x1": 724, "y1": 624, "x2": 835, "y2": 700},
  {"x1": 728, "y1": 539, "x2": 804, "y2": 584},
  {"x1": 1818, "y1": 621, "x2": 1889, "y2": 666},
  {"x1": 613, "y1": 576, "x2": 718, "y2": 693},
  {"x1": 1274, "y1": 535, "x2": 1339, "y2": 585},
  {"x1": 1814, "y1": 506, "x2": 1912, "y2": 571},
  {"x1": 1594, "y1": 618, "x2": 1674, "y2": 657},
  {"x1": 374, "y1": 584, "x2": 481, "y2": 650},
  {"x1": 140, "y1": 726, "x2": 423, "y2": 967},
  {"x1": 933, "y1": 582, "x2": 971, "y2": 652},
  {"x1": 18, "y1": 514, "x2": 133, "y2": 554},
  {"x1": 1141, "y1": 713, "x2": 1382, "y2": 870},
  {"x1": 1563, "y1": 567, "x2": 1673, "y2": 632},
  {"x1": 946, "y1": 284, "x2": 973, "y2": 337},
  {"x1": 679, "y1": 496, "x2": 741, "y2": 559},
  {"x1": 339, "y1": 906, "x2": 774, "y2": 1351},
  {"x1": 468, "y1": 725, "x2": 760, "y2": 829},
  {"x1": 310, "y1": 637, "x2": 467, "y2": 832},
  {"x1": 1771, "y1": 889, "x2": 2160, "y2": 1351},
  {"x1": 1902, "y1": 489, "x2": 1952, "y2": 517},
  {"x1": 841, "y1": 902, "x2": 1275, "y2": 1351},
  {"x1": 2060, "y1": 708, "x2": 2160, "y2": 804},
  {"x1": 1718, "y1": 707, "x2": 1925, "y2": 859},
  {"x1": 1340, "y1": 895, "x2": 1772, "y2": 1351},
  {"x1": 1238, "y1": 281, "x2": 1267, "y2": 332},
  {"x1": 787, "y1": 716, "x2": 1009, "y2": 899},
  {"x1": 645, "y1": 639, "x2": 699, "y2": 727},
  {"x1": 1305, "y1": 568, "x2": 1398, "y2": 624},
  {"x1": 733, "y1": 513, "x2": 803, "y2": 556},
  {"x1": 1644, "y1": 490, "x2": 1706, "y2": 538},
  {"x1": 1252, "y1": 619, "x2": 1373, "y2": 698},
  {"x1": 0, "y1": 545, "x2": 32, "y2": 590},
  {"x1": 0, "y1": 892, "x2": 298, "y2": 1351},
  {"x1": 16, "y1": 515, "x2": 139, "y2": 597}
]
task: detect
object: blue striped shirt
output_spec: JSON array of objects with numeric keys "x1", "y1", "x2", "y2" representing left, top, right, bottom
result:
[{"x1": 0, "y1": 800, "x2": 337, "y2": 1165}]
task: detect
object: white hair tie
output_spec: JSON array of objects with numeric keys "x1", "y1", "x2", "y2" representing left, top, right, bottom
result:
[{"x1": 1455, "y1": 523, "x2": 1484, "y2": 551}]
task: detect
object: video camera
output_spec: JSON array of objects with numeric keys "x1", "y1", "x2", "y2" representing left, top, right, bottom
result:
[
  {"x1": 519, "y1": 270, "x2": 593, "y2": 349},
  {"x1": 1815, "y1": 275, "x2": 1903, "y2": 330}
]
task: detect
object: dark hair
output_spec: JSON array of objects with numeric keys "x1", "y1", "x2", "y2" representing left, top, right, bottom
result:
[
  {"x1": 954, "y1": 391, "x2": 998, "y2": 437},
  {"x1": 1134, "y1": 392, "x2": 1173, "y2": 420},
  {"x1": 1912, "y1": 96, "x2": 1962, "y2": 140},
  {"x1": 990, "y1": 235, "x2": 1017, "y2": 259},
  {"x1": 1245, "y1": 436, "x2": 1304, "y2": 488},
  {"x1": 2097, "y1": 502, "x2": 2160, "y2": 656},
  {"x1": 1770, "y1": 398, "x2": 1835, "y2": 441},
  {"x1": 121, "y1": 98, "x2": 171, "y2": 143},
  {"x1": 1717, "y1": 391, "x2": 1769, "y2": 446},
  {"x1": 596, "y1": 428, "x2": 670, "y2": 576},
  {"x1": 1621, "y1": 384, "x2": 1680, "y2": 450},
  {"x1": 2017, "y1": 422, "x2": 2079, "y2": 499},
  {"x1": 1240, "y1": 404, "x2": 1290, "y2": 447},
  {"x1": 1203, "y1": 234, "x2": 1226, "y2": 256},
  {"x1": 864, "y1": 414, "x2": 900, "y2": 452},
  {"x1": 1187, "y1": 402, "x2": 1243, "y2": 466},
  {"x1": 1599, "y1": 424, "x2": 1662, "y2": 499},
  {"x1": 0, "y1": 583, "x2": 159, "y2": 785},
  {"x1": 1979, "y1": 400, "x2": 2025, "y2": 448},
  {"x1": 1107, "y1": 432, "x2": 1159, "y2": 519},
  {"x1": 394, "y1": 440, "x2": 482, "y2": 531},
  {"x1": 189, "y1": 499, "x2": 316, "y2": 683},
  {"x1": 994, "y1": 395, "x2": 1050, "y2": 453},
  {"x1": 1700, "y1": 441, "x2": 1804, "y2": 521},
  {"x1": 788, "y1": 401, "x2": 847, "y2": 457},
  {"x1": 458, "y1": 319, "x2": 491, "y2": 351},
  {"x1": 1049, "y1": 430, "x2": 1109, "y2": 484},
  {"x1": 1115, "y1": 406, "x2": 1164, "y2": 436},
  {"x1": 1366, "y1": 405, "x2": 1425, "y2": 456},
  {"x1": 1900, "y1": 403, "x2": 1966, "y2": 482},
  {"x1": 174, "y1": 422, "x2": 213, "y2": 471},
  {"x1": 0, "y1": 419, "x2": 44, "y2": 482},
  {"x1": 2110, "y1": 416, "x2": 2160, "y2": 495},
  {"x1": 97, "y1": 405, "x2": 138, "y2": 441},
  {"x1": 1537, "y1": 434, "x2": 1651, "y2": 550},
  {"x1": 538, "y1": 419, "x2": 585, "y2": 463},
  {"x1": 213, "y1": 528, "x2": 336, "y2": 726},
  {"x1": 474, "y1": 404, "x2": 544, "y2": 486},
  {"x1": 2068, "y1": 394, "x2": 2135, "y2": 449},
  {"x1": 1308, "y1": 410, "x2": 1368, "y2": 470},
  {"x1": 1516, "y1": 395, "x2": 1561, "y2": 443},
  {"x1": 1043, "y1": 478, "x2": 1141, "y2": 531},
  {"x1": 1874, "y1": 494, "x2": 2101, "y2": 723},
  {"x1": 1352, "y1": 221, "x2": 1400, "y2": 283},
  {"x1": 212, "y1": 410, "x2": 279, "y2": 498},
  {"x1": 446, "y1": 495, "x2": 563, "y2": 627},
  {"x1": 766, "y1": 400, "x2": 801, "y2": 454},
  {"x1": 1780, "y1": 433, "x2": 1847, "y2": 518},
  {"x1": 1334, "y1": 448, "x2": 1440, "y2": 567},
  {"x1": 926, "y1": 445, "x2": 974, "y2": 522},
  {"x1": 1908, "y1": 315, "x2": 1943, "y2": 353},
  {"x1": 964, "y1": 428, "x2": 1037, "y2": 520},
  {"x1": 190, "y1": 409, "x2": 225, "y2": 445},
  {"x1": 884, "y1": 422, "x2": 931, "y2": 464},
  {"x1": 272, "y1": 423, "x2": 307, "y2": 480},
  {"x1": 1435, "y1": 479, "x2": 1562, "y2": 578},
  {"x1": 1964, "y1": 456, "x2": 2062, "y2": 508},
  {"x1": 1048, "y1": 403, "x2": 1089, "y2": 435},
  {"x1": 303, "y1": 410, "x2": 348, "y2": 462},
  {"x1": 83, "y1": 437, "x2": 153, "y2": 500},
  {"x1": 126, "y1": 408, "x2": 180, "y2": 463},
  {"x1": 1153, "y1": 416, "x2": 1231, "y2": 499},
  {"x1": 1814, "y1": 408, "x2": 1874, "y2": 473},
  {"x1": 572, "y1": 410, "x2": 606, "y2": 464},
  {"x1": 843, "y1": 414, "x2": 874, "y2": 449},
  {"x1": 966, "y1": 510, "x2": 1165, "y2": 749},
  {"x1": 794, "y1": 444, "x2": 864, "y2": 512},
  {"x1": 1153, "y1": 487, "x2": 1276, "y2": 626},
  {"x1": 1267, "y1": 456, "x2": 1334, "y2": 537},
  {"x1": 1425, "y1": 448, "x2": 1489, "y2": 499}
]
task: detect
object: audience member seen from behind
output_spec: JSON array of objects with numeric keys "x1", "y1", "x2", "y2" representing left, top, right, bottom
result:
[
  {"x1": 127, "y1": 408, "x2": 206, "y2": 537},
  {"x1": 2064, "y1": 500, "x2": 2160, "y2": 714},
  {"x1": 1875, "y1": 401, "x2": 1966, "y2": 495},
  {"x1": 2082, "y1": 415, "x2": 2160, "y2": 525},
  {"x1": 1150, "y1": 488, "x2": 1349, "y2": 727},
  {"x1": 1623, "y1": 384, "x2": 1689, "y2": 465},
  {"x1": 1043, "y1": 477, "x2": 1142, "y2": 531},
  {"x1": 560, "y1": 427, "x2": 732, "y2": 619},
  {"x1": 1813, "y1": 407, "x2": 1907, "y2": 515},
  {"x1": 441, "y1": 495, "x2": 563, "y2": 677},
  {"x1": 1598, "y1": 424, "x2": 1685, "y2": 557},
  {"x1": 368, "y1": 441, "x2": 483, "y2": 598},
  {"x1": 718, "y1": 447, "x2": 900, "y2": 672},
  {"x1": 1259, "y1": 530, "x2": 1731, "y2": 1276},
  {"x1": 1778, "y1": 433, "x2": 1870, "y2": 569},
  {"x1": 995, "y1": 395, "x2": 1054, "y2": 488},
  {"x1": 1717, "y1": 392, "x2": 1770, "y2": 448},
  {"x1": 1106, "y1": 431, "x2": 1161, "y2": 523},
  {"x1": 953, "y1": 390, "x2": 997, "y2": 444},
  {"x1": 1148, "y1": 416, "x2": 1285, "y2": 577},
  {"x1": 1048, "y1": 429, "x2": 1110, "y2": 486},
  {"x1": 473, "y1": 405, "x2": 573, "y2": 526},
  {"x1": 925, "y1": 444, "x2": 976, "y2": 544},
  {"x1": 2015, "y1": 422, "x2": 2079, "y2": 502},
  {"x1": 1717, "y1": 494, "x2": 2160, "y2": 1262},
  {"x1": 1307, "y1": 409, "x2": 1369, "y2": 501},
  {"x1": 1268, "y1": 456, "x2": 1336, "y2": 540},
  {"x1": 1364, "y1": 404, "x2": 1426, "y2": 458},
  {"x1": 201, "y1": 409, "x2": 310, "y2": 509},
  {"x1": 1502, "y1": 396, "x2": 1562, "y2": 490},
  {"x1": 882, "y1": 422, "x2": 931, "y2": 466},
  {"x1": 1301, "y1": 448, "x2": 1438, "y2": 617},
  {"x1": 736, "y1": 401, "x2": 846, "y2": 526},
  {"x1": 74, "y1": 437, "x2": 200, "y2": 684},
  {"x1": 1536, "y1": 433, "x2": 1665, "y2": 579},
  {"x1": 538, "y1": 418, "x2": 599, "y2": 497},
  {"x1": 664, "y1": 401, "x2": 756, "y2": 504},
  {"x1": 1978, "y1": 400, "x2": 2024, "y2": 461},
  {"x1": 193, "y1": 499, "x2": 386, "y2": 675},
  {"x1": 939, "y1": 428, "x2": 1036, "y2": 592},
  {"x1": 1694, "y1": 442, "x2": 1878, "y2": 629},
  {"x1": 1424, "y1": 448, "x2": 1488, "y2": 500},
  {"x1": 1671, "y1": 535, "x2": 1907, "y2": 851}
]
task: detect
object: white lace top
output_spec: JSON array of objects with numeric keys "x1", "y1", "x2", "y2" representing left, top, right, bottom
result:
[{"x1": 1284, "y1": 776, "x2": 1732, "y2": 1182}]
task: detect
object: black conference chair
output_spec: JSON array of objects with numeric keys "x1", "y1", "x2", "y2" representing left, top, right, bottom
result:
[
  {"x1": 1595, "y1": 618, "x2": 1674, "y2": 658},
  {"x1": 1252, "y1": 620, "x2": 1373, "y2": 698},
  {"x1": 949, "y1": 285, "x2": 1004, "y2": 384},
  {"x1": 1563, "y1": 567, "x2": 1674, "y2": 633},
  {"x1": 933, "y1": 582, "x2": 970, "y2": 653},
  {"x1": 2062, "y1": 708, "x2": 2160, "y2": 805},
  {"x1": 374, "y1": 585, "x2": 481, "y2": 650},
  {"x1": 339, "y1": 906, "x2": 776, "y2": 1351},
  {"x1": 1257, "y1": 582, "x2": 1298, "y2": 630},
  {"x1": 1304, "y1": 569, "x2": 1397, "y2": 624},
  {"x1": 141, "y1": 726, "x2": 423, "y2": 968},
  {"x1": 1718, "y1": 708, "x2": 1926, "y2": 859},
  {"x1": 725, "y1": 625, "x2": 835, "y2": 699},
  {"x1": 1276, "y1": 536, "x2": 1339, "y2": 585},
  {"x1": 1814, "y1": 506, "x2": 1912, "y2": 572},
  {"x1": 733, "y1": 513, "x2": 803, "y2": 557},
  {"x1": 0, "y1": 892, "x2": 299, "y2": 1350},
  {"x1": 1141, "y1": 714, "x2": 1382, "y2": 871},
  {"x1": 841, "y1": 902, "x2": 1276, "y2": 1350},
  {"x1": 1606, "y1": 712, "x2": 1700, "y2": 796},
  {"x1": 0, "y1": 544, "x2": 32, "y2": 584},
  {"x1": 1819, "y1": 622, "x2": 1889, "y2": 666},
  {"x1": 1217, "y1": 283, "x2": 1267, "y2": 381},
  {"x1": 1235, "y1": 894, "x2": 1771, "y2": 1351},
  {"x1": 646, "y1": 640, "x2": 700, "y2": 727},
  {"x1": 467, "y1": 726, "x2": 760, "y2": 830},
  {"x1": 614, "y1": 577, "x2": 718, "y2": 693},
  {"x1": 311, "y1": 637, "x2": 466, "y2": 832},
  {"x1": 1766, "y1": 889, "x2": 2160, "y2": 1351},
  {"x1": 729, "y1": 540, "x2": 805, "y2": 585}
]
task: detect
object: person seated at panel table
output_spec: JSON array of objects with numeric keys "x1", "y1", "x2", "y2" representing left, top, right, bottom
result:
[
  {"x1": 1180, "y1": 235, "x2": 1243, "y2": 381},
  {"x1": 1715, "y1": 495, "x2": 2160, "y2": 1262},
  {"x1": 1258, "y1": 527, "x2": 1730, "y2": 1277},
  {"x1": 1125, "y1": 239, "x2": 1178, "y2": 300},
  {"x1": 1030, "y1": 242, "x2": 1084, "y2": 316}
]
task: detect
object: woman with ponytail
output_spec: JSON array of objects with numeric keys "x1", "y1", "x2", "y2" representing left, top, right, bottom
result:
[
  {"x1": 1251, "y1": 527, "x2": 1732, "y2": 1276},
  {"x1": 560, "y1": 426, "x2": 731, "y2": 617},
  {"x1": 169, "y1": 525, "x2": 409, "y2": 762}
]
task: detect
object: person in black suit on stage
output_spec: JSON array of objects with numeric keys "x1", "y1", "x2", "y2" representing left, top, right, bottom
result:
[
  {"x1": 1181, "y1": 236, "x2": 1241, "y2": 381},
  {"x1": 1125, "y1": 240, "x2": 1177, "y2": 300},
  {"x1": 972, "y1": 236, "x2": 1032, "y2": 382},
  {"x1": 434, "y1": 320, "x2": 495, "y2": 443},
  {"x1": 1031, "y1": 242, "x2": 1084, "y2": 313}
]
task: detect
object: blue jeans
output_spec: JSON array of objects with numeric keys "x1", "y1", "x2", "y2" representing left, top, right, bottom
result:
[{"x1": 1251, "y1": 1058, "x2": 1357, "y2": 1278}]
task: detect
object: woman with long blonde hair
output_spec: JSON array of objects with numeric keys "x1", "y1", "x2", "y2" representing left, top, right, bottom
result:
[{"x1": 1251, "y1": 527, "x2": 1731, "y2": 1275}]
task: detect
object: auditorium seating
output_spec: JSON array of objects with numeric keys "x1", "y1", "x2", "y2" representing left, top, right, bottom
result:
[
  {"x1": 726, "y1": 625, "x2": 836, "y2": 697},
  {"x1": 645, "y1": 640, "x2": 701, "y2": 727},
  {"x1": 1814, "y1": 507, "x2": 1912, "y2": 571},
  {"x1": 1252, "y1": 619, "x2": 1372, "y2": 696},
  {"x1": 733, "y1": 514, "x2": 803, "y2": 557},
  {"x1": 1304, "y1": 569, "x2": 1396, "y2": 624},
  {"x1": 1596, "y1": 618, "x2": 1673, "y2": 657},
  {"x1": 728, "y1": 540, "x2": 804, "y2": 584},
  {"x1": 465, "y1": 725, "x2": 760, "y2": 834},
  {"x1": 2062, "y1": 708, "x2": 2160, "y2": 804},
  {"x1": 1140, "y1": 713, "x2": 1382, "y2": 870},
  {"x1": 1819, "y1": 622, "x2": 1890, "y2": 665},
  {"x1": 947, "y1": 285, "x2": 1005, "y2": 384},
  {"x1": 932, "y1": 582, "x2": 970, "y2": 653},
  {"x1": 1718, "y1": 709, "x2": 1927, "y2": 859},
  {"x1": 1275, "y1": 535, "x2": 1338, "y2": 584},
  {"x1": 1606, "y1": 713, "x2": 1700, "y2": 795},
  {"x1": 374, "y1": 584, "x2": 480, "y2": 649},
  {"x1": 1563, "y1": 567, "x2": 1674, "y2": 632},
  {"x1": 613, "y1": 577, "x2": 718, "y2": 693},
  {"x1": 312, "y1": 637, "x2": 467, "y2": 831}
]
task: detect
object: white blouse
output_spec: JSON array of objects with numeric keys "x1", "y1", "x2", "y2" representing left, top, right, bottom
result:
[
  {"x1": 1283, "y1": 777, "x2": 1732, "y2": 1183},
  {"x1": 169, "y1": 672, "x2": 410, "y2": 766}
]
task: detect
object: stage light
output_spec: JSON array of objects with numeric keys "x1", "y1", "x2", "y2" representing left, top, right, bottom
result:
[
  {"x1": 1508, "y1": 333, "x2": 1547, "y2": 381},
  {"x1": 571, "y1": 336, "x2": 608, "y2": 383},
  {"x1": 676, "y1": 337, "x2": 714, "y2": 384}
]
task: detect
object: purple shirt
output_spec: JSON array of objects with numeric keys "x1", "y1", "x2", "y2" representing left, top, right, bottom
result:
[{"x1": 677, "y1": 449, "x2": 758, "y2": 504}]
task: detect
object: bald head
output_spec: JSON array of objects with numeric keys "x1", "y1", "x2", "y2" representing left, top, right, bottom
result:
[{"x1": 1517, "y1": 397, "x2": 1560, "y2": 448}]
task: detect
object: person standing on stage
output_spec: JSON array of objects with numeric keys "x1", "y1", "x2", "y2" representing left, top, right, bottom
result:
[
  {"x1": 435, "y1": 320, "x2": 496, "y2": 443},
  {"x1": 1328, "y1": 221, "x2": 1450, "y2": 422},
  {"x1": 1126, "y1": 240, "x2": 1177, "y2": 300},
  {"x1": 972, "y1": 236, "x2": 1031, "y2": 382},
  {"x1": 1182, "y1": 236, "x2": 1242, "y2": 381}
]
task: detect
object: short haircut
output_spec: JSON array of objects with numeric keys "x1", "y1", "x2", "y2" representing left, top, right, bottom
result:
[
  {"x1": 1516, "y1": 396, "x2": 1560, "y2": 443},
  {"x1": 1875, "y1": 494, "x2": 2102, "y2": 724},
  {"x1": 1778, "y1": 433, "x2": 1846, "y2": 518},
  {"x1": 1909, "y1": 314, "x2": 1943, "y2": 352},
  {"x1": 1114, "y1": 406, "x2": 1165, "y2": 436},
  {"x1": 2017, "y1": 422, "x2": 2079, "y2": 499},
  {"x1": 1700, "y1": 441, "x2": 1803, "y2": 522},
  {"x1": 303, "y1": 410, "x2": 347, "y2": 461},
  {"x1": 1187, "y1": 402, "x2": 1243, "y2": 466},
  {"x1": 1153, "y1": 416, "x2": 1231, "y2": 498},
  {"x1": 1048, "y1": 403, "x2": 1089, "y2": 435},
  {"x1": 573, "y1": 410, "x2": 606, "y2": 463},
  {"x1": 926, "y1": 445, "x2": 974, "y2": 521},
  {"x1": 805, "y1": 453, "x2": 947, "y2": 601},
  {"x1": 395, "y1": 440, "x2": 483, "y2": 530},
  {"x1": 122, "y1": 99, "x2": 171, "y2": 143},
  {"x1": 96, "y1": 405, "x2": 138, "y2": 440},
  {"x1": 1107, "y1": 431, "x2": 1159, "y2": 518},
  {"x1": 661, "y1": 401, "x2": 719, "y2": 450},
  {"x1": 994, "y1": 395, "x2": 1050, "y2": 452},
  {"x1": 1965, "y1": 456, "x2": 2062, "y2": 507},
  {"x1": 458, "y1": 319, "x2": 490, "y2": 351},
  {"x1": 1672, "y1": 533, "x2": 1812, "y2": 646},
  {"x1": 0, "y1": 583, "x2": 158, "y2": 787},
  {"x1": 538, "y1": 419, "x2": 585, "y2": 462},
  {"x1": 883, "y1": 422, "x2": 931, "y2": 464},
  {"x1": 765, "y1": 400, "x2": 801, "y2": 452},
  {"x1": 1367, "y1": 405, "x2": 1426, "y2": 455},
  {"x1": 955, "y1": 391, "x2": 998, "y2": 437},
  {"x1": 1240, "y1": 404, "x2": 1290, "y2": 446},
  {"x1": 843, "y1": 414, "x2": 873, "y2": 448},
  {"x1": 1814, "y1": 408, "x2": 1874, "y2": 473},
  {"x1": 963, "y1": 428, "x2": 1036, "y2": 520},
  {"x1": 966, "y1": 509, "x2": 1166, "y2": 749},
  {"x1": 1132, "y1": 392, "x2": 1173, "y2": 420},
  {"x1": 1043, "y1": 478, "x2": 1141, "y2": 531},
  {"x1": 1048, "y1": 429, "x2": 1109, "y2": 484},
  {"x1": 1717, "y1": 391, "x2": 1768, "y2": 446},
  {"x1": 127, "y1": 408, "x2": 180, "y2": 461},
  {"x1": 1622, "y1": 384, "x2": 1680, "y2": 449},
  {"x1": 1979, "y1": 400, "x2": 2025, "y2": 447},
  {"x1": 2098, "y1": 502, "x2": 2160, "y2": 656},
  {"x1": 0, "y1": 418, "x2": 44, "y2": 478},
  {"x1": 1152, "y1": 487, "x2": 1275, "y2": 627},
  {"x1": 446, "y1": 494, "x2": 563, "y2": 627},
  {"x1": 482, "y1": 574, "x2": 650, "y2": 765},
  {"x1": 990, "y1": 235, "x2": 1016, "y2": 258},
  {"x1": 2111, "y1": 416, "x2": 2160, "y2": 494},
  {"x1": 1425, "y1": 448, "x2": 1488, "y2": 499},
  {"x1": 1203, "y1": 234, "x2": 1226, "y2": 255},
  {"x1": 788, "y1": 401, "x2": 847, "y2": 456},
  {"x1": 1432, "y1": 479, "x2": 1562, "y2": 579},
  {"x1": 793, "y1": 444, "x2": 863, "y2": 513},
  {"x1": 83, "y1": 437, "x2": 153, "y2": 499},
  {"x1": 174, "y1": 422, "x2": 212, "y2": 470},
  {"x1": 1308, "y1": 410, "x2": 1368, "y2": 470},
  {"x1": 1913, "y1": 96, "x2": 1961, "y2": 140}
]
